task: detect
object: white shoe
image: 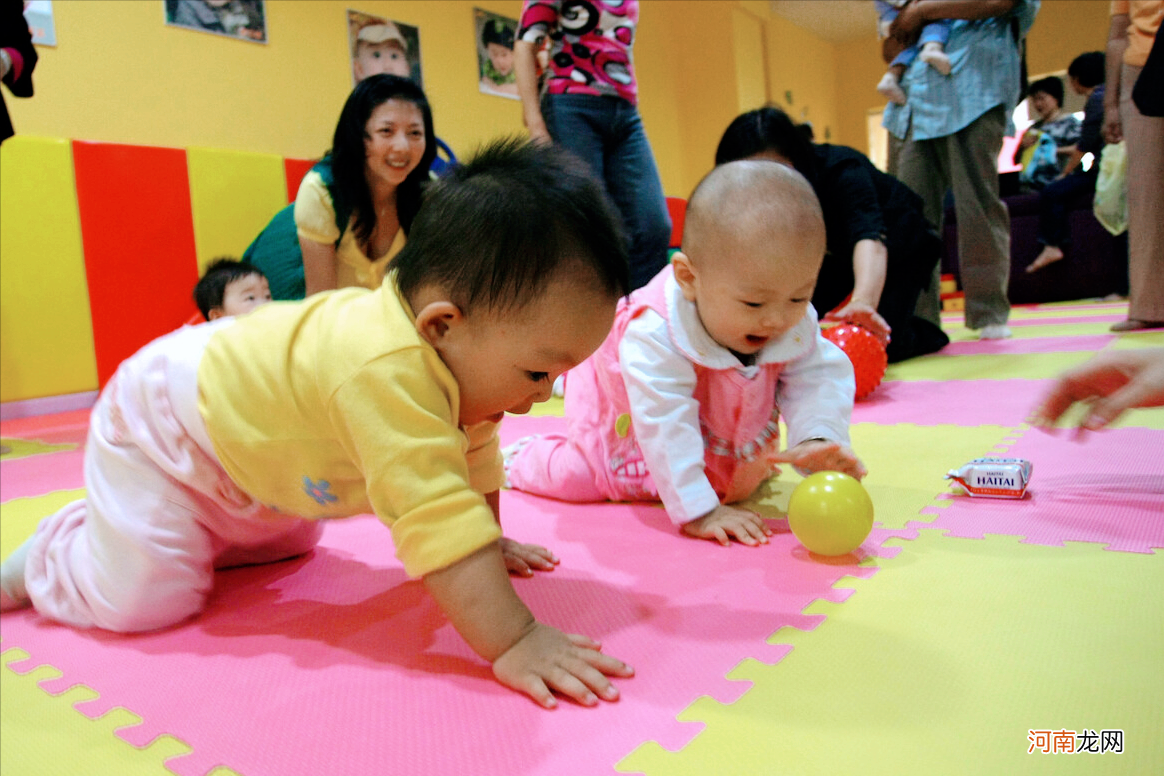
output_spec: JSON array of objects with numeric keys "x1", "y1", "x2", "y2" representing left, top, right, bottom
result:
[
  {"x1": 979, "y1": 324, "x2": 1012, "y2": 340},
  {"x1": 877, "y1": 72, "x2": 907, "y2": 105},
  {"x1": 918, "y1": 42, "x2": 952, "y2": 75}
]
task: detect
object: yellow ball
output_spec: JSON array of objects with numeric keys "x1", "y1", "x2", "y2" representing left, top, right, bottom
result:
[{"x1": 787, "y1": 471, "x2": 874, "y2": 556}]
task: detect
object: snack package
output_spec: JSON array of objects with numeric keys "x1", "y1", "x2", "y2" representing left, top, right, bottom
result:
[{"x1": 946, "y1": 457, "x2": 1032, "y2": 499}]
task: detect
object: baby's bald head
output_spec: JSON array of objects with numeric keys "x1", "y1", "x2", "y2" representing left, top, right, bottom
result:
[{"x1": 682, "y1": 160, "x2": 825, "y2": 276}]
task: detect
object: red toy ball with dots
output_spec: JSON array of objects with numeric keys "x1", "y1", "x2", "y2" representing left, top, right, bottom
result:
[{"x1": 821, "y1": 324, "x2": 887, "y2": 400}]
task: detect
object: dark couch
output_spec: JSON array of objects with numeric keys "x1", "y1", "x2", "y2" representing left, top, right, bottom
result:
[{"x1": 940, "y1": 183, "x2": 1128, "y2": 305}]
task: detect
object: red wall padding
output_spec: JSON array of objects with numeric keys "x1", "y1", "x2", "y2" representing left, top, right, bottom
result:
[
  {"x1": 284, "y1": 158, "x2": 316, "y2": 203},
  {"x1": 666, "y1": 196, "x2": 687, "y2": 249},
  {"x1": 72, "y1": 141, "x2": 200, "y2": 386}
]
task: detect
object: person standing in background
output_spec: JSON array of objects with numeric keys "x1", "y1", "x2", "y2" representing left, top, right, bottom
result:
[
  {"x1": 514, "y1": 0, "x2": 671, "y2": 292},
  {"x1": 1, "y1": 0, "x2": 38, "y2": 146},
  {"x1": 1105, "y1": 0, "x2": 1164, "y2": 332},
  {"x1": 883, "y1": 0, "x2": 1040, "y2": 342}
]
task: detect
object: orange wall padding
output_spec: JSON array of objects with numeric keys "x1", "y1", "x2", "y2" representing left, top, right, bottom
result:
[
  {"x1": 284, "y1": 158, "x2": 317, "y2": 203},
  {"x1": 72, "y1": 141, "x2": 200, "y2": 386}
]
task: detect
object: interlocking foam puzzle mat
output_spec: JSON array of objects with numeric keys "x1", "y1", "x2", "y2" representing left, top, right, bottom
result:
[{"x1": 2, "y1": 301, "x2": 1162, "y2": 775}]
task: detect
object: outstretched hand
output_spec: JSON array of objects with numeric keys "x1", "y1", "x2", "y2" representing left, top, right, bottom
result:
[
  {"x1": 499, "y1": 537, "x2": 559, "y2": 577},
  {"x1": 768, "y1": 439, "x2": 867, "y2": 481},
  {"x1": 1028, "y1": 348, "x2": 1164, "y2": 437},
  {"x1": 824, "y1": 301, "x2": 891, "y2": 345},
  {"x1": 492, "y1": 622, "x2": 634, "y2": 709},
  {"x1": 681, "y1": 503, "x2": 773, "y2": 547}
]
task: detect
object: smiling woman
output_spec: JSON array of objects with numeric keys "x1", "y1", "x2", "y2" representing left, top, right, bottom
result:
[{"x1": 243, "y1": 74, "x2": 437, "y2": 299}]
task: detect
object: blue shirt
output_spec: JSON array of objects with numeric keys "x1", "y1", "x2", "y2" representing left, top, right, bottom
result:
[{"x1": 883, "y1": 0, "x2": 1040, "y2": 141}]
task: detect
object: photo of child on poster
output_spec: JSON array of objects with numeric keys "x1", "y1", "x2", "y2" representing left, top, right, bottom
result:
[
  {"x1": 347, "y1": 9, "x2": 421, "y2": 87},
  {"x1": 165, "y1": 0, "x2": 266, "y2": 42},
  {"x1": 474, "y1": 8, "x2": 518, "y2": 99}
]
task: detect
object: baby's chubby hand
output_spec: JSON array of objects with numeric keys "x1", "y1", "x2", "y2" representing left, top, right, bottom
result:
[
  {"x1": 499, "y1": 537, "x2": 559, "y2": 577},
  {"x1": 492, "y1": 622, "x2": 634, "y2": 709},
  {"x1": 768, "y1": 439, "x2": 867, "y2": 481},
  {"x1": 681, "y1": 504, "x2": 773, "y2": 547}
]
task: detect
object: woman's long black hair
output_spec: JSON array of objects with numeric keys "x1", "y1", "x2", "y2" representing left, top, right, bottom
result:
[
  {"x1": 714, "y1": 105, "x2": 818, "y2": 185},
  {"x1": 329, "y1": 74, "x2": 437, "y2": 247}
]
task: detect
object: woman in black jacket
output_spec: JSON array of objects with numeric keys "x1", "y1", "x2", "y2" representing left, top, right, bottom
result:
[{"x1": 716, "y1": 106, "x2": 949, "y2": 363}]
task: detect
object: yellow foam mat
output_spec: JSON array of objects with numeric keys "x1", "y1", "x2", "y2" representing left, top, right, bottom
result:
[
  {"x1": 0, "y1": 489, "x2": 84, "y2": 557},
  {"x1": 743, "y1": 424, "x2": 1017, "y2": 531},
  {"x1": 0, "y1": 438, "x2": 76, "y2": 460},
  {"x1": 619, "y1": 530, "x2": 1164, "y2": 775},
  {"x1": 886, "y1": 351, "x2": 1098, "y2": 382}
]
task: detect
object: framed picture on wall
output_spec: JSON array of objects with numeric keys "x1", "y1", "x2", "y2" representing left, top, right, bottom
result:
[
  {"x1": 473, "y1": 8, "x2": 518, "y2": 99},
  {"x1": 164, "y1": 0, "x2": 267, "y2": 43},
  {"x1": 347, "y1": 9, "x2": 422, "y2": 89},
  {"x1": 25, "y1": 0, "x2": 57, "y2": 46}
]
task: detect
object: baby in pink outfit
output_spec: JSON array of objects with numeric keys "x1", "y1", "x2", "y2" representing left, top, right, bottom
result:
[{"x1": 506, "y1": 160, "x2": 867, "y2": 546}]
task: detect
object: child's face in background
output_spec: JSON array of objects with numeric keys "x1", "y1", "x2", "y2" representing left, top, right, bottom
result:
[
  {"x1": 363, "y1": 99, "x2": 427, "y2": 189},
  {"x1": 676, "y1": 229, "x2": 820, "y2": 357},
  {"x1": 1028, "y1": 90, "x2": 1059, "y2": 120},
  {"x1": 213, "y1": 274, "x2": 272, "y2": 320},
  {"x1": 354, "y1": 41, "x2": 410, "y2": 81},
  {"x1": 434, "y1": 271, "x2": 616, "y2": 427},
  {"x1": 486, "y1": 43, "x2": 514, "y2": 76}
]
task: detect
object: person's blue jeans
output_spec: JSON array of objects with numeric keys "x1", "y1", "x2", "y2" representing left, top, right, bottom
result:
[
  {"x1": 1037, "y1": 172, "x2": 1095, "y2": 248},
  {"x1": 541, "y1": 93, "x2": 672, "y2": 291}
]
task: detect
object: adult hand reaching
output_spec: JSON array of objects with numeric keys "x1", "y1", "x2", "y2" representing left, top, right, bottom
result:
[{"x1": 1028, "y1": 348, "x2": 1164, "y2": 435}]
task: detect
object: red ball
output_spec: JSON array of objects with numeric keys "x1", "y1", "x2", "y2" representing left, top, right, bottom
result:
[{"x1": 821, "y1": 324, "x2": 887, "y2": 400}]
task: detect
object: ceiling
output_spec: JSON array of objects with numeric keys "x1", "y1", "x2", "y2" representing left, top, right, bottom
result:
[{"x1": 768, "y1": 0, "x2": 879, "y2": 42}]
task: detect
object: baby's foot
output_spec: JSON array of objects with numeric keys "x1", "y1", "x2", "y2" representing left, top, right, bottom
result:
[
  {"x1": 501, "y1": 435, "x2": 537, "y2": 488},
  {"x1": 919, "y1": 42, "x2": 951, "y2": 75},
  {"x1": 0, "y1": 537, "x2": 32, "y2": 612},
  {"x1": 877, "y1": 72, "x2": 907, "y2": 105}
]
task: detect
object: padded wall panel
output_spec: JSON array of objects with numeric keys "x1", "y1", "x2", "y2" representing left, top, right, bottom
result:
[
  {"x1": 0, "y1": 137, "x2": 98, "y2": 403},
  {"x1": 72, "y1": 141, "x2": 199, "y2": 386},
  {"x1": 284, "y1": 158, "x2": 316, "y2": 203},
  {"x1": 187, "y1": 147, "x2": 286, "y2": 275}
]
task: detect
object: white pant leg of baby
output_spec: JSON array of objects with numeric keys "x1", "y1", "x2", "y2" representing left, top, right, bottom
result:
[{"x1": 24, "y1": 411, "x2": 219, "y2": 632}]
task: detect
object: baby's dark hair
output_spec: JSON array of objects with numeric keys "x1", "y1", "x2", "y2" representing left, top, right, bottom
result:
[
  {"x1": 1027, "y1": 76, "x2": 1065, "y2": 106},
  {"x1": 393, "y1": 137, "x2": 629, "y2": 314},
  {"x1": 1067, "y1": 51, "x2": 1105, "y2": 89},
  {"x1": 193, "y1": 258, "x2": 266, "y2": 319}
]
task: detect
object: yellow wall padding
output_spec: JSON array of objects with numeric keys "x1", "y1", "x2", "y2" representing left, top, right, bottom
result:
[
  {"x1": 186, "y1": 147, "x2": 288, "y2": 275},
  {"x1": 0, "y1": 137, "x2": 97, "y2": 403}
]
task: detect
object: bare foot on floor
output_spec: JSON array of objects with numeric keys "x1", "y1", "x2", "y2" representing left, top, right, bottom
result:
[{"x1": 1025, "y1": 246, "x2": 1064, "y2": 273}]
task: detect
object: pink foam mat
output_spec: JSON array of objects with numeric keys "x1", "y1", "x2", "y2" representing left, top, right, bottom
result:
[
  {"x1": 0, "y1": 408, "x2": 90, "y2": 444},
  {"x1": 0, "y1": 448, "x2": 85, "y2": 501},
  {"x1": 1, "y1": 413, "x2": 885, "y2": 776},
  {"x1": 852, "y1": 378, "x2": 1049, "y2": 427},
  {"x1": 919, "y1": 426, "x2": 1164, "y2": 554}
]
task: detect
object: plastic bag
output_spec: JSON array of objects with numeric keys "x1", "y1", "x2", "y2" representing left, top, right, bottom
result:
[{"x1": 1093, "y1": 141, "x2": 1128, "y2": 236}]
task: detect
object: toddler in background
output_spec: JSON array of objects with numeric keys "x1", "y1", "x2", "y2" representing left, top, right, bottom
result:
[
  {"x1": 875, "y1": 0, "x2": 953, "y2": 105},
  {"x1": 0, "y1": 140, "x2": 634, "y2": 709},
  {"x1": 505, "y1": 161, "x2": 865, "y2": 547},
  {"x1": 193, "y1": 258, "x2": 272, "y2": 321}
]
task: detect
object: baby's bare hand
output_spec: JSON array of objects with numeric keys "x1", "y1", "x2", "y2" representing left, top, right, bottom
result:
[
  {"x1": 492, "y1": 623, "x2": 634, "y2": 709},
  {"x1": 769, "y1": 440, "x2": 868, "y2": 480},
  {"x1": 681, "y1": 504, "x2": 773, "y2": 547},
  {"x1": 499, "y1": 537, "x2": 559, "y2": 577}
]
